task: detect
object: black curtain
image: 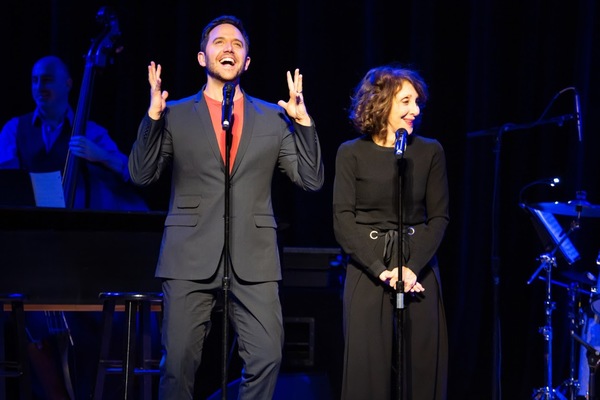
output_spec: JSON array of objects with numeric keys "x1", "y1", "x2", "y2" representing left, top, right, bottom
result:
[{"x1": 2, "y1": 1, "x2": 599, "y2": 398}]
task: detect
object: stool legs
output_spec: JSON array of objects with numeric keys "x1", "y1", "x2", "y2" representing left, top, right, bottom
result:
[
  {"x1": 0, "y1": 298, "x2": 32, "y2": 400},
  {"x1": 13, "y1": 301, "x2": 32, "y2": 400},
  {"x1": 122, "y1": 300, "x2": 158, "y2": 399},
  {"x1": 93, "y1": 295, "x2": 161, "y2": 400},
  {"x1": 140, "y1": 300, "x2": 155, "y2": 399},
  {"x1": 123, "y1": 299, "x2": 137, "y2": 399},
  {"x1": 93, "y1": 298, "x2": 115, "y2": 400}
]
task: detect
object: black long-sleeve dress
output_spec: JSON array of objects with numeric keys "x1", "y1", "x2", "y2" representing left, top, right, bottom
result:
[{"x1": 333, "y1": 133, "x2": 449, "y2": 400}]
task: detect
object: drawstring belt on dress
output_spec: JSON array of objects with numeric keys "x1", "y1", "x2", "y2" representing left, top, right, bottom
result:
[{"x1": 369, "y1": 227, "x2": 415, "y2": 267}]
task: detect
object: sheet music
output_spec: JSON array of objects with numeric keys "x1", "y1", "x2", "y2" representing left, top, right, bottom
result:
[{"x1": 29, "y1": 171, "x2": 66, "y2": 208}]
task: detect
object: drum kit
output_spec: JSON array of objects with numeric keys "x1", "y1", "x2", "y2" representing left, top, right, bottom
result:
[{"x1": 525, "y1": 193, "x2": 600, "y2": 400}]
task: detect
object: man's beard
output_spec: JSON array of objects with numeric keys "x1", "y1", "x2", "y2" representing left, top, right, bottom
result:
[{"x1": 206, "y1": 62, "x2": 244, "y2": 83}]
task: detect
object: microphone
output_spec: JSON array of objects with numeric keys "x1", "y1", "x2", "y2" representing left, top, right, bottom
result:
[
  {"x1": 574, "y1": 89, "x2": 583, "y2": 142},
  {"x1": 394, "y1": 128, "x2": 408, "y2": 159},
  {"x1": 222, "y1": 82, "x2": 235, "y2": 130}
]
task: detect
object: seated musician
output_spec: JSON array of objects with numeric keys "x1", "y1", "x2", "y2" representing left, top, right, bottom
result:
[{"x1": 0, "y1": 55, "x2": 147, "y2": 210}]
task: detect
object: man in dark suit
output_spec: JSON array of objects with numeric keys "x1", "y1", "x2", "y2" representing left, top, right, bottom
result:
[{"x1": 128, "y1": 15, "x2": 324, "y2": 399}]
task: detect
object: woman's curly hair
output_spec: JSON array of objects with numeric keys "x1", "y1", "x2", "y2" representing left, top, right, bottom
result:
[{"x1": 349, "y1": 65, "x2": 428, "y2": 138}]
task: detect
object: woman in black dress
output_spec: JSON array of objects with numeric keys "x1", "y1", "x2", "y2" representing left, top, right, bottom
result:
[{"x1": 333, "y1": 65, "x2": 449, "y2": 400}]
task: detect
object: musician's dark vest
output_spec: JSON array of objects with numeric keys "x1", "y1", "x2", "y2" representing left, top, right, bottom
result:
[{"x1": 16, "y1": 112, "x2": 72, "y2": 173}]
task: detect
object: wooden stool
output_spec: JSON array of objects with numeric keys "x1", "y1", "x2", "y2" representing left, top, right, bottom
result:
[
  {"x1": 0, "y1": 293, "x2": 32, "y2": 400},
  {"x1": 93, "y1": 292, "x2": 162, "y2": 400}
]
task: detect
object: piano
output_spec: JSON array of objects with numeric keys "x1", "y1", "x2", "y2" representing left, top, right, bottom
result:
[{"x1": 0, "y1": 207, "x2": 165, "y2": 307}]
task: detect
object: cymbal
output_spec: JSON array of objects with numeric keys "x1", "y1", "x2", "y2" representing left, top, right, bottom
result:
[{"x1": 530, "y1": 200, "x2": 600, "y2": 218}]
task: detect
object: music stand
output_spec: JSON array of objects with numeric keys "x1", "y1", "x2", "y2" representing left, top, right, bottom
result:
[{"x1": 522, "y1": 205, "x2": 580, "y2": 266}]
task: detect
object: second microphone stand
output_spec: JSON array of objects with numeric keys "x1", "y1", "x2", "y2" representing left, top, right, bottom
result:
[{"x1": 394, "y1": 129, "x2": 408, "y2": 400}]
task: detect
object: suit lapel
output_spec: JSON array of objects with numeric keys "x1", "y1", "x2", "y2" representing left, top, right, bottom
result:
[
  {"x1": 230, "y1": 94, "x2": 255, "y2": 177},
  {"x1": 193, "y1": 91, "x2": 227, "y2": 175}
]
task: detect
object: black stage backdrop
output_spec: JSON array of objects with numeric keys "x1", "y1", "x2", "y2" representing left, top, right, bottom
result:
[{"x1": 2, "y1": 1, "x2": 599, "y2": 399}]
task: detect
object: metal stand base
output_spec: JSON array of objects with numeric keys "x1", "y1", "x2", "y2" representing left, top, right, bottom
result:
[{"x1": 532, "y1": 386, "x2": 568, "y2": 400}]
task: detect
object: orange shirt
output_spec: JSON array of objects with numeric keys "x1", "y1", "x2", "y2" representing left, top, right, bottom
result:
[{"x1": 205, "y1": 93, "x2": 244, "y2": 172}]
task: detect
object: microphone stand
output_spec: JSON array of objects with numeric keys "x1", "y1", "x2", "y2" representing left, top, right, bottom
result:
[
  {"x1": 220, "y1": 84, "x2": 234, "y2": 400},
  {"x1": 394, "y1": 129, "x2": 407, "y2": 400},
  {"x1": 467, "y1": 111, "x2": 576, "y2": 400}
]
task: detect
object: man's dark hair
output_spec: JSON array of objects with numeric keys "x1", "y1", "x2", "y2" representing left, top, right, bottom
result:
[{"x1": 200, "y1": 15, "x2": 250, "y2": 55}]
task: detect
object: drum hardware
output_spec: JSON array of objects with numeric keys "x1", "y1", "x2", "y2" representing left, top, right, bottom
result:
[
  {"x1": 528, "y1": 214, "x2": 581, "y2": 399},
  {"x1": 535, "y1": 276, "x2": 595, "y2": 399},
  {"x1": 560, "y1": 270, "x2": 597, "y2": 288},
  {"x1": 537, "y1": 276, "x2": 593, "y2": 297},
  {"x1": 571, "y1": 251, "x2": 600, "y2": 399},
  {"x1": 530, "y1": 252, "x2": 568, "y2": 400},
  {"x1": 524, "y1": 189, "x2": 600, "y2": 398},
  {"x1": 589, "y1": 251, "x2": 600, "y2": 316},
  {"x1": 557, "y1": 282, "x2": 585, "y2": 399},
  {"x1": 572, "y1": 332, "x2": 600, "y2": 400}
]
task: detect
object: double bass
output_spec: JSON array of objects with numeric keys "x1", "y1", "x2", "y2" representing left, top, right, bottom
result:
[
  {"x1": 62, "y1": 7, "x2": 122, "y2": 208},
  {"x1": 31, "y1": 8, "x2": 123, "y2": 398}
]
